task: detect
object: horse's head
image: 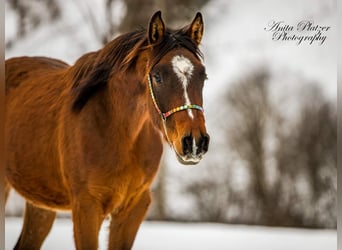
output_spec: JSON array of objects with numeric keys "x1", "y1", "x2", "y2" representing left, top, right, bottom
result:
[{"x1": 146, "y1": 11, "x2": 209, "y2": 165}]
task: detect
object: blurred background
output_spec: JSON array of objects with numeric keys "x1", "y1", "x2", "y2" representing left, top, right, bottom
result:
[{"x1": 5, "y1": 0, "x2": 336, "y2": 246}]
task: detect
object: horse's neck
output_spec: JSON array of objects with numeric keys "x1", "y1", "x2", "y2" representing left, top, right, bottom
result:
[{"x1": 93, "y1": 75, "x2": 155, "y2": 145}]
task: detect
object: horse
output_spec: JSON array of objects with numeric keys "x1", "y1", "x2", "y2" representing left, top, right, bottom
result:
[{"x1": 5, "y1": 11, "x2": 209, "y2": 250}]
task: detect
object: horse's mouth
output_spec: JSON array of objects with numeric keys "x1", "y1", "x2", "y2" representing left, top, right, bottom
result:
[
  {"x1": 175, "y1": 153, "x2": 202, "y2": 165},
  {"x1": 169, "y1": 132, "x2": 209, "y2": 165}
]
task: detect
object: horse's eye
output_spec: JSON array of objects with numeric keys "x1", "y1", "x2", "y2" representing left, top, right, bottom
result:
[{"x1": 153, "y1": 73, "x2": 162, "y2": 84}]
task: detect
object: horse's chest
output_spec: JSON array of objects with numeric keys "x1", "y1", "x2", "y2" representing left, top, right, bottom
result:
[
  {"x1": 89, "y1": 169, "x2": 151, "y2": 216},
  {"x1": 81, "y1": 122, "x2": 163, "y2": 215},
  {"x1": 90, "y1": 150, "x2": 162, "y2": 215}
]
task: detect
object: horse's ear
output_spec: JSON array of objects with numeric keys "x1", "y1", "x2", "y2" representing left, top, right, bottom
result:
[
  {"x1": 148, "y1": 11, "x2": 165, "y2": 45},
  {"x1": 186, "y1": 12, "x2": 204, "y2": 46}
]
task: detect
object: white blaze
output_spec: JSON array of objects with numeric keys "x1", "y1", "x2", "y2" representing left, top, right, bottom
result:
[
  {"x1": 192, "y1": 138, "x2": 198, "y2": 156},
  {"x1": 171, "y1": 55, "x2": 194, "y2": 119}
]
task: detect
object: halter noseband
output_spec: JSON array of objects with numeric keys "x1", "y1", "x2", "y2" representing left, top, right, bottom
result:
[{"x1": 147, "y1": 74, "x2": 204, "y2": 145}]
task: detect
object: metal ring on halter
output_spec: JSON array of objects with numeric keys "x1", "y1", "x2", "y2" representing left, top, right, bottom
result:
[{"x1": 147, "y1": 74, "x2": 204, "y2": 145}]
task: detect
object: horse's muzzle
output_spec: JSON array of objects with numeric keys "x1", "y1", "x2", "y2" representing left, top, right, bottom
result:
[{"x1": 177, "y1": 133, "x2": 210, "y2": 165}]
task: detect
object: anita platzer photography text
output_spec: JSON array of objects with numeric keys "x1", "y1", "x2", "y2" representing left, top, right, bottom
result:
[{"x1": 264, "y1": 20, "x2": 330, "y2": 45}]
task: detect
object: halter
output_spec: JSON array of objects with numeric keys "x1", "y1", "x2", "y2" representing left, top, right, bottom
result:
[{"x1": 147, "y1": 74, "x2": 204, "y2": 145}]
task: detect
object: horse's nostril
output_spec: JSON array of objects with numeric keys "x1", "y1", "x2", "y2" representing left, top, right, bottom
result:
[
  {"x1": 182, "y1": 134, "x2": 209, "y2": 157},
  {"x1": 182, "y1": 135, "x2": 193, "y2": 155},
  {"x1": 200, "y1": 134, "x2": 210, "y2": 153}
]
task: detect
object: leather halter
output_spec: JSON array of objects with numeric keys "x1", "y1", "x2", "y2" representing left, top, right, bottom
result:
[{"x1": 147, "y1": 74, "x2": 204, "y2": 145}]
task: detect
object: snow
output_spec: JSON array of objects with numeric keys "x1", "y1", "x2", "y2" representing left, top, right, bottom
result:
[{"x1": 5, "y1": 217, "x2": 336, "y2": 250}]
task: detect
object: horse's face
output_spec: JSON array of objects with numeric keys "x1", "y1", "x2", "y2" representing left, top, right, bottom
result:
[
  {"x1": 147, "y1": 12, "x2": 209, "y2": 165},
  {"x1": 150, "y1": 49, "x2": 209, "y2": 164}
]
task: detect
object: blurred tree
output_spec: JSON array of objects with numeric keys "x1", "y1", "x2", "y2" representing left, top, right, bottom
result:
[
  {"x1": 118, "y1": 0, "x2": 210, "y2": 33},
  {"x1": 70, "y1": 0, "x2": 211, "y2": 45},
  {"x1": 225, "y1": 70, "x2": 279, "y2": 225},
  {"x1": 73, "y1": 0, "x2": 123, "y2": 45},
  {"x1": 6, "y1": 0, "x2": 210, "y2": 46},
  {"x1": 61, "y1": 0, "x2": 211, "y2": 46},
  {"x1": 6, "y1": 0, "x2": 61, "y2": 49},
  {"x1": 274, "y1": 84, "x2": 337, "y2": 227},
  {"x1": 224, "y1": 70, "x2": 336, "y2": 228}
]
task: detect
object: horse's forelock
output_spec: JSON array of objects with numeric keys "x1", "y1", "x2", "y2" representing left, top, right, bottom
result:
[{"x1": 148, "y1": 29, "x2": 203, "y2": 69}]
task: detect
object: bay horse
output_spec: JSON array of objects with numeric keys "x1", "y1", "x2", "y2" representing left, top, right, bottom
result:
[{"x1": 5, "y1": 11, "x2": 209, "y2": 250}]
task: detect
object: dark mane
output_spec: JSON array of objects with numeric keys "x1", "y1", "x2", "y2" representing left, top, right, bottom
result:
[{"x1": 70, "y1": 27, "x2": 203, "y2": 112}]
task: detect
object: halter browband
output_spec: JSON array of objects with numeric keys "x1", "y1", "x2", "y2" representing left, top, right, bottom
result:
[
  {"x1": 147, "y1": 74, "x2": 204, "y2": 121},
  {"x1": 147, "y1": 74, "x2": 204, "y2": 146}
]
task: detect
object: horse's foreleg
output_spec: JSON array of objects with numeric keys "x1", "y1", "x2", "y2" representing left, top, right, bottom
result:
[
  {"x1": 72, "y1": 194, "x2": 105, "y2": 250},
  {"x1": 14, "y1": 202, "x2": 56, "y2": 250},
  {"x1": 108, "y1": 190, "x2": 151, "y2": 250},
  {"x1": 5, "y1": 178, "x2": 11, "y2": 204}
]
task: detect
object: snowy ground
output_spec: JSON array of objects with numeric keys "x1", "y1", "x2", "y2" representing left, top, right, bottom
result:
[{"x1": 5, "y1": 217, "x2": 336, "y2": 250}]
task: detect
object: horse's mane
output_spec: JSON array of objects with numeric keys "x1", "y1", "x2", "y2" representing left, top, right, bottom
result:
[{"x1": 70, "y1": 27, "x2": 203, "y2": 112}]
